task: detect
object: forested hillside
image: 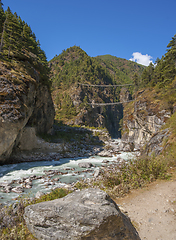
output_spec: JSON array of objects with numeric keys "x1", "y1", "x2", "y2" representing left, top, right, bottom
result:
[
  {"x1": 140, "y1": 34, "x2": 176, "y2": 89},
  {"x1": 0, "y1": 2, "x2": 50, "y2": 87},
  {"x1": 49, "y1": 46, "x2": 144, "y2": 135},
  {"x1": 95, "y1": 54, "x2": 145, "y2": 85}
]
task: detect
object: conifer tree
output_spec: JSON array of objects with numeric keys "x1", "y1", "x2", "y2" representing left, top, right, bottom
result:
[
  {"x1": 22, "y1": 23, "x2": 39, "y2": 57},
  {"x1": 163, "y1": 34, "x2": 176, "y2": 83},
  {"x1": 132, "y1": 73, "x2": 139, "y2": 90},
  {"x1": 151, "y1": 34, "x2": 176, "y2": 86},
  {"x1": 1, "y1": 7, "x2": 22, "y2": 58},
  {"x1": 141, "y1": 62, "x2": 154, "y2": 86},
  {"x1": 0, "y1": 0, "x2": 5, "y2": 54}
]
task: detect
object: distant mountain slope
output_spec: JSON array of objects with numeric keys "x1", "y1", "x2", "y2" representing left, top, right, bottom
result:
[
  {"x1": 49, "y1": 46, "x2": 144, "y2": 137},
  {"x1": 95, "y1": 54, "x2": 145, "y2": 85}
]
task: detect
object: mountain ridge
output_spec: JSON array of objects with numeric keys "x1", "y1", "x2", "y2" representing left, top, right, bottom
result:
[{"x1": 49, "y1": 46, "x2": 144, "y2": 135}]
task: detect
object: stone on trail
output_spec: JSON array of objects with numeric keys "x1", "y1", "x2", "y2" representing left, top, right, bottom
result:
[{"x1": 24, "y1": 188, "x2": 140, "y2": 240}]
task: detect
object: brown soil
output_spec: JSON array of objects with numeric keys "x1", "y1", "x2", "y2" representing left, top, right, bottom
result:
[{"x1": 116, "y1": 179, "x2": 176, "y2": 240}]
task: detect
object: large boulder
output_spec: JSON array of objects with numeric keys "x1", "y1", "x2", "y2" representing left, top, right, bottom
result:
[{"x1": 24, "y1": 188, "x2": 140, "y2": 240}]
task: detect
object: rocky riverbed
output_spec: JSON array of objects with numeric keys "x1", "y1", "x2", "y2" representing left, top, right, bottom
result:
[{"x1": 0, "y1": 137, "x2": 136, "y2": 206}]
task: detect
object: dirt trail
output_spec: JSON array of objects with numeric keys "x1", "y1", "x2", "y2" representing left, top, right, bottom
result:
[{"x1": 116, "y1": 179, "x2": 176, "y2": 240}]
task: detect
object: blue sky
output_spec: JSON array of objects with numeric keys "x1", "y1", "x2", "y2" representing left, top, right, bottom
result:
[{"x1": 2, "y1": 0, "x2": 176, "y2": 66}]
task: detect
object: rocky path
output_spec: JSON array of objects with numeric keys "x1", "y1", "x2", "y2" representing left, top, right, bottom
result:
[{"x1": 116, "y1": 179, "x2": 176, "y2": 240}]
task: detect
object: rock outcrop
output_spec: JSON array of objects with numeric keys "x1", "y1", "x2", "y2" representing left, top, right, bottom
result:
[
  {"x1": 120, "y1": 87, "x2": 132, "y2": 103},
  {"x1": 0, "y1": 60, "x2": 55, "y2": 163},
  {"x1": 24, "y1": 188, "x2": 140, "y2": 240},
  {"x1": 120, "y1": 89, "x2": 171, "y2": 154}
]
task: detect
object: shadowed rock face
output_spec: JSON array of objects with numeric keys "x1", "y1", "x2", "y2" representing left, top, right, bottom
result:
[
  {"x1": 0, "y1": 64, "x2": 55, "y2": 163},
  {"x1": 24, "y1": 188, "x2": 140, "y2": 240},
  {"x1": 0, "y1": 77, "x2": 36, "y2": 162}
]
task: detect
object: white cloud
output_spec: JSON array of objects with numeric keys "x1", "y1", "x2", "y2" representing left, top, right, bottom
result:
[{"x1": 129, "y1": 52, "x2": 153, "y2": 66}]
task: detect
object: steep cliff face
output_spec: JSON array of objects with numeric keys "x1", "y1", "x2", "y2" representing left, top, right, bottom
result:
[
  {"x1": 0, "y1": 60, "x2": 55, "y2": 163},
  {"x1": 53, "y1": 84, "x2": 122, "y2": 138},
  {"x1": 121, "y1": 88, "x2": 171, "y2": 153},
  {"x1": 27, "y1": 84, "x2": 55, "y2": 134}
]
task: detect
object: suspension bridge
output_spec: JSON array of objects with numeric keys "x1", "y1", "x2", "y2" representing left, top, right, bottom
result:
[{"x1": 78, "y1": 83, "x2": 134, "y2": 106}]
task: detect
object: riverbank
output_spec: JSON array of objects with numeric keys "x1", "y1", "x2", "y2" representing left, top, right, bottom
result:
[
  {"x1": 4, "y1": 125, "x2": 113, "y2": 165},
  {"x1": 0, "y1": 142, "x2": 175, "y2": 239},
  {"x1": 0, "y1": 157, "x2": 175, "y2": 240},
  {"x1": 0, "y1": 134, "x2": 135, "y2": 206}
]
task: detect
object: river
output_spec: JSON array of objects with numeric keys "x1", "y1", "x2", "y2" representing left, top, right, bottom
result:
[{"x1": 0, "y1": 145, "x2": 135, "y2": 206}]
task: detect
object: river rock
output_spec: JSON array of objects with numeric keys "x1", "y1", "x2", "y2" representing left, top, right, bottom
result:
[
  {"x1": 24, "y1": 188, "x2": 140, "y2": 240},
  {"x1": 11, "y1": 187, "x2": 24, "y2": 193},
  {"x1": 98, "y1": 149, "x2": 113, "y2": 157},
  {"x1": 102, "y1": 159, "x2": 110, "y2": 163},
  {"x1": 93, "y1": 169, "x2": 101, "y2": 178},
  {"x1": 78, "y1": 162, "x2": 93, "y2": 168}
]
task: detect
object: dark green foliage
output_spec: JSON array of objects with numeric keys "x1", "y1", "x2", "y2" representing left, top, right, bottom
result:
[
  {"x1": 59, "y1": 93, "x2": 77, "y2": 119},
  {"x1": 141, "y1": 62, "x2": 154, "y2": 86},
  {"x1": 132, "y1": 73, "x2": 139, "y2": 89},
  {"x1": 0, "y1": 4, "x2": 50, "y2": 88},
  {"x1": 140, "y1": 34, "x2": 176, "y2": 88},
  {"x1": 50, "y1": 46, "x2": 144, "y2": 124},
  {"x1": 2, "y1": 8, "x2": 22, "y2": 58},
  {"x1": 95, "y1": 54, "x2": 145, "y2": 93},
  {"x1": 50, "y1": 46, "x2": 114, "y2": 88}
]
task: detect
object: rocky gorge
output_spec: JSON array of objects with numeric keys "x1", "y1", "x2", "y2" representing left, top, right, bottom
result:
[{"x1": 0, "y1": 3, "x2": 176, "y2": 238}]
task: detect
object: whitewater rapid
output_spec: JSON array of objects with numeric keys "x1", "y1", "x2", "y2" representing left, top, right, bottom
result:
[{"x1": 0, "y1": 149, "x2": 135, "y2": 205}]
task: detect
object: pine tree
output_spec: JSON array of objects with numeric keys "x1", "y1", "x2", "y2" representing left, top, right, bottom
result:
[
  {"x1": 21, "y1": 23, "x2": 39, "y2": 58},
  {"x1": 132, "y1": 73, "x2": 139, "y2": 90},
  {"x1": 0, "y1": 0, "x2": 5, "y2": 54},
  {"x1": 1, "y1": 7, "x2": 22, "y2": 58},
  {"x1": 0, "y1": 1, "x2": 5, "y2": 31},
  {"x1": 151, "y1": 35, "x2": 176, "y2": 86},
  {"x1": 163, "y1": 34, "x2": 176, "y2": 83},
  {"x1": 141, "y1": 62, "x2": 154, "y2": 86}
]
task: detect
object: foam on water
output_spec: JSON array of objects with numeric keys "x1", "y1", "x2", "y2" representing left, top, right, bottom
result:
[{"x1": 0, "y1": 146, "x2": 136, "y2": 205}]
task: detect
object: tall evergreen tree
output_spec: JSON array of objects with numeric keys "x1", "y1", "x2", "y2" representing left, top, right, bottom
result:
[
  {"x1": 1, "y1": 7, "x2": 22, "y2": 58},
  {"x1": 0, "y1": 0, "x2": 3, "y2": 9},
  {"x1": 132, "y1": 73, "x2": 139, "y2": 90},
  {"x1": 0, "y1": 0, "x2": 5, "y2": 54},
  {"x1": 151, "y1": 34, "x2": 176, "y2": 86},
  {"x1": 22, "y1": 23, "x2": 38, "y2": 56},
  {"x1": 163, "y1": 34, "x2": 176, "y2": 82},
  {"x1": 141, "y1": 62, "x2": 154, "y2": 86}
]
